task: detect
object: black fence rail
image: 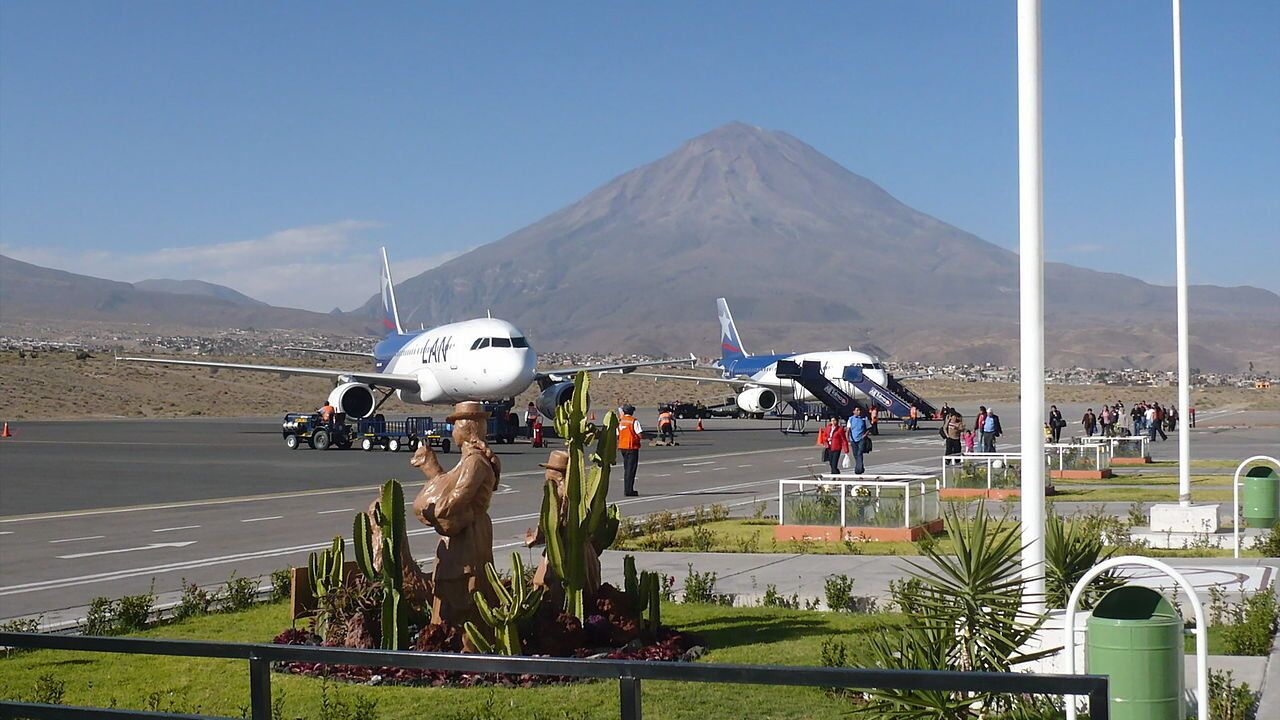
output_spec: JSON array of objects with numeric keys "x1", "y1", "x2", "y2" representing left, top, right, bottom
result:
[{"x1": 0, "y1": 631, "x2": 1109, "y2": 720}]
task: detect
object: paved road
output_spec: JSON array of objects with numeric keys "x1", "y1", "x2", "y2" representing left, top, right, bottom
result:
[{"x1": 0, "y1": 403, "x2": 1270, "y2": 621}]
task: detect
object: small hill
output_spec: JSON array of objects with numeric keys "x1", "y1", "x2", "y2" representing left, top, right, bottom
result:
[{"x1": 133, "y1": 278, "x2": 268, "y2": 306}]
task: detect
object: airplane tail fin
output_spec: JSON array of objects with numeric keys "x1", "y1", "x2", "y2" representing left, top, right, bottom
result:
[
  {"x1": 716, "y1": 297, "x2": 748, "y2": 363},
  {"x1": 380, "y1": 247, "x2": 405, "y2": 335}
]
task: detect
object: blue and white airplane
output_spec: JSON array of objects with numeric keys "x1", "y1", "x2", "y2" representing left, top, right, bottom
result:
[
  {"x1": 121, "y1": 249, "x2": 689, "y2": 418},
  {"x1": 634, "y1": 298, "x2": 890, "y2": 415}
]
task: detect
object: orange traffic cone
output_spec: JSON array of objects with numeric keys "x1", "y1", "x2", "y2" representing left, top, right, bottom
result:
[
  {"x1": 696, "y1": 418, "x2": 704, "y2": 431},
  {"x1": 1, "y1": 422, "x2": 11, "y2": 438}
]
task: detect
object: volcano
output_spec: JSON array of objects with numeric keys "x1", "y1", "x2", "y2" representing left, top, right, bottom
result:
[{"x1": 360, "y1": 122, "x2": 1279, "y2": 372}]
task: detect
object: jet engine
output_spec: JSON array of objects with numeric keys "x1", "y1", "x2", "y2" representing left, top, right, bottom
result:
[
  {"x1": 736, "y1": 387, "x2": 778, "y2": 415},
  {"x1": 328, "y1": 382, "x2": 376, "y2": 419},
  {"x1": 535, "y1": 380, "x2": 581, "y2": 420}
]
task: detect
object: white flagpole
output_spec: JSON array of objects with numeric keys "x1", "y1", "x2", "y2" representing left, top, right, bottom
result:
[{"x1": 1172, "y1": 0, "x2": 1192, "y2": 505}]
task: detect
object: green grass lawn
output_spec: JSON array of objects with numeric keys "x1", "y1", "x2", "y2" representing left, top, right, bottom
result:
[
  {"x1": 0, "y1": 602, "x2": 904, "y2": 720},
  {"x1": 1046, "y1": 487, "x2": 1234, "y2": 503}
]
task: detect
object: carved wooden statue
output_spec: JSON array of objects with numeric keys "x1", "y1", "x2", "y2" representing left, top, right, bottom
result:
[{"x1": 410, "y1": 401, "x2": 500, "y2": 626}]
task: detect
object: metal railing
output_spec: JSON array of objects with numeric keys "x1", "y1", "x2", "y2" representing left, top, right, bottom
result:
[{"x1": 0, "y1": 631, "x2": 1110, "y2": 720}]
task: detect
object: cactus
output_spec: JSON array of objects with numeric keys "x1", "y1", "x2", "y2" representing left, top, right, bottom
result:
[
  {"x1": 621, "y1": 554, "x2": 660, "y2": 639},
  {"x1": 352, "y1": 479, "x2": 409, "y2": 650},
  {"x1": 464, "y1": 552, "x2": 544, "y2": 655},
  {"x1": 307, "y1": 535, "x2": 345, "y2": 602},
  {"x1": 542, "y1": 371, "x2": 622, "y2": 620}
]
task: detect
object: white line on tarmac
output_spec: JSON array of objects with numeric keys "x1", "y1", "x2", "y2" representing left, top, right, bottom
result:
[
  {"x1": 48, "y1": 535, "x2": 104, "y2": 544},
  {"x1": 737, "y1": 464, "x2": 752, "y2": 468},
  {"x1": 240, "y1": 516, "x2": 282, "y2": 523},
  {"x1": 0, "y1": 531, "x2": 12, "y2": 536},
  {"x1": 56, "y1": 541, "x2": 197, "y2": 561},
  {"x1": 682, "y1": 461, "x2": 714, "y2": 466},
  {"x1": 316, "y1": 509, "x2": 354, "y2": 515},
  {"x1": 153, "y1": 526, "x2": 200, "y2": 533},
  {"x1": 651, "y1": 474, "x2": 671, "y2": 478},
  {"x1": 0, "y1": 445, "x2": 811, "y2": 524},
  {"x1": 711, "y1": 467, "x2": 727, "y2": 471},
  {"x1": 686, "y1": 470, "x2": 701, "y2": 474},
  {"x1": 3, "y1": 476, "x2": 798, "y2": 597}
]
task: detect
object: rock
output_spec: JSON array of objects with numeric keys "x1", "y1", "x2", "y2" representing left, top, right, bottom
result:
[{"x1": 680, "y1": 645, "x2": 706, "y2": 662}]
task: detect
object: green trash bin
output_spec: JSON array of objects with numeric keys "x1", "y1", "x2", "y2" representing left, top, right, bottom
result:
[
  {"x1": 1242, "y1": 465, "x2": 1279, "y2": 528},
  {"x1": 1087, "y1": 586, "x2": 1185, "y2": 720}
]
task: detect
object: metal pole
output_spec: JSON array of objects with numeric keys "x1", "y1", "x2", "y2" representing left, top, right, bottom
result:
[
  {"x1": 1172, "y1": 0, "x2": 1192, "y2": 505},
  {"x1": 249, "y1": 654, "x2": 271, "y2": 720},
  {"x1": 1017, "y1": 0, "x2": 1046, "y2": 615},
  {"x1": 620, "y1": 675, "x2": 642, "y2": 720}
]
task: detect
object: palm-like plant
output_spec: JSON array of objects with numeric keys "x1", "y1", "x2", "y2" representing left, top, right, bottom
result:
[
  {"x1": 1044, "y1": 512, "x2": 1122, "y2": 610},
  {"x1": 853, "y1": 503, "x2": 1056, "y2": 720}
]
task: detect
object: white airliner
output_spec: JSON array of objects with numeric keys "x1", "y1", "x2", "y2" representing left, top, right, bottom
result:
[
  {"x1": 634, "y1": 298, "x2": 904, "y2": 415},
  {"x1": 120, "y1": 249, "x2": 690, "y2": 418}
]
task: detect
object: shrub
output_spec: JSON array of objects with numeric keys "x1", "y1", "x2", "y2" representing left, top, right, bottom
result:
[
  {"x1": 761, "y1": 584, "x2": 800, "y2": 610},
  {"x1": 1221, "y1": 588, "x2": 1279, "y2": 656},
  {"x1": 82, "y1": 596, "x2": 116, "y2": 636},
  {"x1": 218, "y1": 571, "x2": 260, "y2": 612},
  {"x1": 823, "y1": 574, "x2": 855, "y2": 612},
  {"x1": 682, "y1": 565, "x2": 719, "y2": 604},
  {"x1": 688, "y1": 525, "x2": 718, "y2": 552},
  {"x1": 0, "y1": 616, "x2": 41, "y2": 656},
  {"x1": 114, "y1": 582, "x2": 156, "y2": 632},
  {"x1": 270, "y1": 568, "x2": 293, "y2": 602},
  {"x1": 1254, "y1": 522, "x2": 1280, "y2": 557},
  {"x1": 174, "y1": 578, "x2": 215, "y2": 620},
  {"x1": 1045, "y1": 513, "x2": 1120, "y2": 610},
  {"x1": 25, "y1": 674, "x2": 65, "y2": 706},
  {"x1": 1208, "y1": 670, "x2": 1259, "y2": 720},
  {"x1": 887, "y1": 577, "x2": 925, "y2": 615},
  {"x1": 735, "y1": 531, "x2": 761, "y2": 553}
]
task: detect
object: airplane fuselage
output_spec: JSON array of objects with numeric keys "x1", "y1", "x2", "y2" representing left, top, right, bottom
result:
[
  {"x1": 375, "y1": 317, "x2": 537, "y2": 404},
  {"x1": 719, "y1": 350, "x2": 889, "y2": 405}
]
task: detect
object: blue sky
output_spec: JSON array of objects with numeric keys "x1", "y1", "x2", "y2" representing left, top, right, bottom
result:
[{"x1": 1, "y1": 1, "x2": 1276, "y2": 310}]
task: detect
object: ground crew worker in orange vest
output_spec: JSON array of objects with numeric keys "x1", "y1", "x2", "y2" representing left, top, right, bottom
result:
[
  {"x1": 908, "y1": 404, "x2": 919, "y2": 431},
  {"x1": 319, "y1": 401, "x2": 335, "y2": 423},
  {"x1": 617, "y1": 404, "x2": 642, "y2": 496},
  {"x1": 657, "y1": 406, "x2": 675, "y2": 445}
]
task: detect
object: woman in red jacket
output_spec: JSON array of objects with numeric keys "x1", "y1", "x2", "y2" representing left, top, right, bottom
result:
[
  {"x1": 817, "y1": 418, "x2": 835, "y2": 466},
  {"x1": 825, "y1": 418, "x2": 849, "y2": 475}
]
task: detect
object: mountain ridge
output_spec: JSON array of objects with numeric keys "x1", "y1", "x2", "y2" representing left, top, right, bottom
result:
[{"x1": 358, "y1": 122, "x2": 1278, "y2": 372}]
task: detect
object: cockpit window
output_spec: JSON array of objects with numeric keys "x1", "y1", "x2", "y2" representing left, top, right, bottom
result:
[
  {"x1": 470, "y1": 338, "x2": 483, "y2": 350},
  {"x1": 477, "y1": 338, "x2": 491, "y2": 349},
  {"x1": 491, "y1": 337, "x2": 512, "y2": 348},
  {"x1": 511, "y1": 336, "x2": 529, "y2": 348}
]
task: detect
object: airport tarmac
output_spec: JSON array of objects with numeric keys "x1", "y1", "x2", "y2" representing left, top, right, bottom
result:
[{"x1": 0, "y1": 403, "x2": 1271, "y2": 621}]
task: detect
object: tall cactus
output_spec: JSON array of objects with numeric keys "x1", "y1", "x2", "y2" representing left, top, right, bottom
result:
[
  {"x1": 543, "y1": 371, "x2": 622, "y2": 620},
  {"x1": 307, "y1": 535, "x2": 345, "y2": 602},
  {"x1": 622, "y1": 555, "x2": 661, "y2": 639},
  {"x1": 464, "y1": 552, "x2": 544, "y2": 655},
  {"x1": 353, "y1": 479, "x2": 409, "y2": 650}
]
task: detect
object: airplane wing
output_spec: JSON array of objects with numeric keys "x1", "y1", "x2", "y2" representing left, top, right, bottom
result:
[
  {"x1": 118, "y1": 356, "x2": 421, "y2": 392},
  {"x1": 538, "y1": 355, "x2": 697, "y2": 382},
  {"x1": 282, "y1": 346, "x2": 377, "y2": 359}
]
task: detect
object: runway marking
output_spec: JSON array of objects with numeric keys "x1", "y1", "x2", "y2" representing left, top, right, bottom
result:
[
  {"x1": 3, "y1": 476, "x2": 798, "y2": 597},
  {"x1": 240, "y1": 516, "x2": 283, "y2": 523},
  {"x1": 711, "y1": 467, "x2": 727, "y2": 471},
  {"x1": 737, "y1": 464, "x2": 753, "y2": 468},
  {"x1": 316, "y1": 509, "x2": 354, "y2": 515},
  {"x1": 683, "y1": 461, "x2": 714, "y2": 466},
  {"x1": 0, "y1": 445, "x2": 814, "y2": 525},
  {"x1": 686, "y1": 470, "x2": 702, "y2": 474},
  {"x1": 651, "y1": 474, "x2": 672, "y2": 478},
  {"x1": 57, "y1": 541, "x2": 197, "y2": 560},
  {"x1": 0, "y1": 531, "x2": 12, "y2": 536},
  {"x1": 49, "y1": 535, "x2": 105, "y2": 544},
  {"x1": 153, "y1": 525, "x2": 200, "y2": 533}
]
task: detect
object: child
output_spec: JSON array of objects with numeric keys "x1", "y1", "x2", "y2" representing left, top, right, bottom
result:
[{"x1": 962, "y1": 429, "x2": 975, "y2": 454}]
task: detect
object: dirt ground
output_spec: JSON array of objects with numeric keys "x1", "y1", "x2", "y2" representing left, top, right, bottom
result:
[{"x1": 0, "y1": 351, "x2": 1273, "y2": 420}]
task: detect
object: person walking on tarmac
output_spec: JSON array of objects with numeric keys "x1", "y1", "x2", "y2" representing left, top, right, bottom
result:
[
  {"x1": 657, "y1": 406, "x2": 676, "y2": 445},
  {"x1": 617, "y1": 405, "x2": 642, "y2": 496},
  {"x1": 868, "y1": 406, "x2": 880, "y2": 436},
  {"x1": 524, "y1": 402, "x2": 537, "y2": 439},
  {"x1": 908, "y1": 404, "x2": 919, "y2": 431},
  {"x1": 847, "y1": 406, "x2": 870, "y2": 475},
  {"x1": 818, "y1": 417, "x2": 836, "y2": 467},
  {"x1": 825, "y1": 418, "x2": 848, "y2": 475}
]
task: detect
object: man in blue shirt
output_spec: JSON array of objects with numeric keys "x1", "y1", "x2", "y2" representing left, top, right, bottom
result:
[{"x1": 846, "y1": 406, "x2": 870, "y2": 475}]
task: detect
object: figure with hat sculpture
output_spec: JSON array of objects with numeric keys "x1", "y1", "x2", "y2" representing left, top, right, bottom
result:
[
  {"x1": 410, "y1": 401, "x2": 501, "y2": 626},
  {"x1": 523, "y1": 449, "x2": 602, "y2": 600}
]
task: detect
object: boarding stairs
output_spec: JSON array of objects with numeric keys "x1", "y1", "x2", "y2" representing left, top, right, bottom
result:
[
  {"x1": 887, "y1": 375, "x2": 938, "y2": 418},
  {"x1": 840, "y1": 367, "x2": 938, "y2": 419},
  {"x1": 775, "y1": 360, "x2": 865, "y2": 419}
]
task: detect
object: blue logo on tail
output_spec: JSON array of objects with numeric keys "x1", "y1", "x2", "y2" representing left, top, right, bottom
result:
[{"x1": 717, "y1": 298, "x2": 747, "y2": 362}]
